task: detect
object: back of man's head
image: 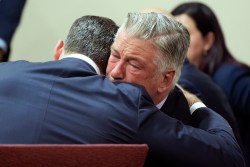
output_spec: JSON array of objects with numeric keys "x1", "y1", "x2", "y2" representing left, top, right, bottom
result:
[{"x1": 64, "y1": 15, "x2": 118, "y2": 74}]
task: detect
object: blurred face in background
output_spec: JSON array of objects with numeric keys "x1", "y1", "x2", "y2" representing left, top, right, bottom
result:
[{"x1": 175, "y1": 14, "x2": 208, "y2": 68}]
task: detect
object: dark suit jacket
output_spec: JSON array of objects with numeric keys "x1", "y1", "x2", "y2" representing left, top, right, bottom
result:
[
  {"x1": 0, "y1": 0, "x2": 26, "y2": 61},
  {"x1": 0, "y1": 58, "x2": 245, "y2": 167},
  {"x1": 213, "y1": 62, "x2": 250, "y2": 166},
  {"x1": 161, "y1": 86, "x2": 191, "y2": 125},
  {"x1": 178, "y1": 59, "x2": 241, "y2": 141}
]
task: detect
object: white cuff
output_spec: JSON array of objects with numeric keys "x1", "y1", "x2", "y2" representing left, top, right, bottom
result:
[{"x1": 190, "y1": 102, "x2": 206, "y2": 115}]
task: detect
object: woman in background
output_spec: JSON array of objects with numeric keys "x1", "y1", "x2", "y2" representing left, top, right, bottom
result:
[{"x1": 171, "y1": 2, "x2": 250, "y2": 166}]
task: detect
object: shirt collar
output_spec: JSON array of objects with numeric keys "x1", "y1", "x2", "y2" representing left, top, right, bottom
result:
[
  {"x1": 156, "y1": 96, "x2": 168, "y2": 109},
  {"x1": 60, "y1": 54, "x2": 100, "y2": 74}
]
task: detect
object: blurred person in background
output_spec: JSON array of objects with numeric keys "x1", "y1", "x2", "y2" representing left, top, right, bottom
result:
[
  {"x1": 0, "y1": 0, "x2": 26, "y2": 62},
  {"x1": 171, "y1": 2, "x2": 250, "y2": 166}
]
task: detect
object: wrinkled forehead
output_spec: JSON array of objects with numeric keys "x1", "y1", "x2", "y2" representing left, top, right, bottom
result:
[{"x1": 113, "y1": 31, "x2": 157, "y2": 57}]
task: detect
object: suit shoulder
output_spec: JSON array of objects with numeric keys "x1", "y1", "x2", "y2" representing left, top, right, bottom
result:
[
  {"x1": 113, "y1": 81, "x2": 154, "y2": 103},
  {"x1": 114, "y1": 82, "x2": 147, "y2": 94}
]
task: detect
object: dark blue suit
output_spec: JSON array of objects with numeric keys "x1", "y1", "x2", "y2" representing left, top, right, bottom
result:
[
  {"x1": 161, "y1": 86, "x2": 191, "y2": 125},
  {"x1": 178, "y1": 59, "x2": 241, "y2": 141},
  {"x1": 178, "y1": 59, "x2": 246, "y2": 164},
  {"x1": 0, "y1": 58, "x2": 245, "y2": 167},
  {"x1": 213, "y1": 62, "x2": 250, "y2": 166},
  {"x1": 0, "y1": 0, "x2": 26, "y2": 61}
]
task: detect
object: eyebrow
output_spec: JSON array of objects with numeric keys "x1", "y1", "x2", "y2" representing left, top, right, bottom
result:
[{"x1": 110, "y1": 45, "x2": 146, "y2": 68}]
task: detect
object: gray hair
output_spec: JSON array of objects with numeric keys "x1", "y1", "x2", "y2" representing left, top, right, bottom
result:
[{"x1": 116, "y1": 12, "x2": 190, "y2": 85}]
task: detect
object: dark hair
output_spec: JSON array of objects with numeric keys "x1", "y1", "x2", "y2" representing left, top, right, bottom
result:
[
  {"x1": 64, "y1": 15, "x2": 118, "y2": 74},
  {"x1": 171, "y1": 2, "x2": 250, "y2": 75}
]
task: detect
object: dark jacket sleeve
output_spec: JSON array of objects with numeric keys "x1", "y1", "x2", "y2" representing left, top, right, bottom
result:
[
  {"x1": 136, "y1": 89, "x2": 246, "y2": 167},
  {"x1": 213, "y1": 63, "x2": 250, "y2": 117}
]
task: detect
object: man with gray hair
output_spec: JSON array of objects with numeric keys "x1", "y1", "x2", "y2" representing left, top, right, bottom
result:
[
  {"x1": 107, "y1": 11, "x2": 191, "y2": 123},
  {"x1": 106, "y1": 12, "x2": 245, "y2": 166}
]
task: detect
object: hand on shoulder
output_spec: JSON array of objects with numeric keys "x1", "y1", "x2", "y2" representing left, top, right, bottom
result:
[{"x1": 176, "y1": 84, "x2": 206, "y2": 114}]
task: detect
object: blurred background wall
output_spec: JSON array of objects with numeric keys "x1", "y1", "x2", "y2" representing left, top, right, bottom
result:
[{"x1": 10, "y1": 0, "x2": 250, "y2": 64}]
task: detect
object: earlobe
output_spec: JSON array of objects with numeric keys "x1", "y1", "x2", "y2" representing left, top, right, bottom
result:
[{"x1": 54, "y1": 40, "x2": 64, "y2": 60}]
